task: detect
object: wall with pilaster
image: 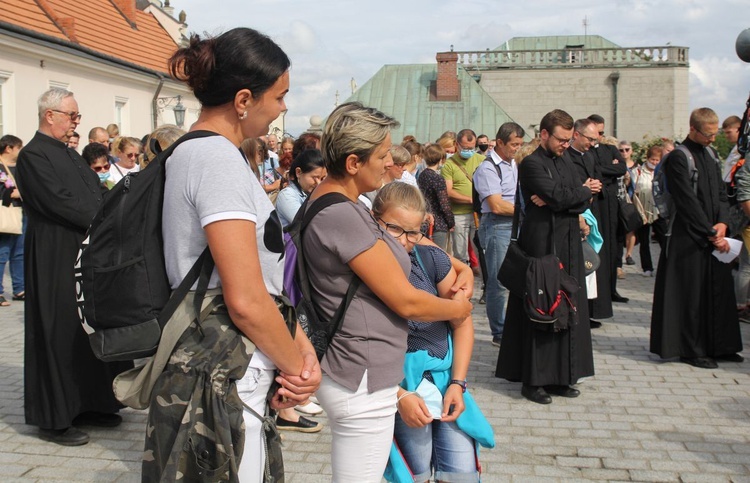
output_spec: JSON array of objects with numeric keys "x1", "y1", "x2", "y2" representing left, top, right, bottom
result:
[{"x1": 478, "y1": 66, "x2": 689, "y2": 142}]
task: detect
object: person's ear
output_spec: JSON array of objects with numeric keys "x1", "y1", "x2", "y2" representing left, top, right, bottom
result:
[
  {"x1": 345, "y1": 154, "x2": 360, "y2": 176},
  {"x1": 234, "y1": 89, "x2": 254, "y2": 118}
]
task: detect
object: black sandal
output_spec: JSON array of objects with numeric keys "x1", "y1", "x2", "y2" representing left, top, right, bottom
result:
[
  {"x1": 0, "y1": 296, "x2": 9, "y2": 307},
  {"x1": 12, "y1": 292, "x2": 24, "y2": 301}
]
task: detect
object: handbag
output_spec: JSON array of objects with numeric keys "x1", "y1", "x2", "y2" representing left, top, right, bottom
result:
[
  {"x1": 618, "y1": 196, "x2": 644, "y2": 233},
  {"x1": 582, "y1": 240, "x2": 600, "y2": 276},
  {"x1": 498, "y1": 185, "x2": 529, "y2": 297},
  {"x1": 0, "y1": 162, "x2": 22, "y2": 235}
]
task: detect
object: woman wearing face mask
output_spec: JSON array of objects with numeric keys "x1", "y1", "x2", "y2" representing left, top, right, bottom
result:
[
  {"x1": 633, "y1": 145, "x2": 667, "y2": 276},
  {"x1": 276, "y1": 149, "x2": 326, "y2": 228},
  {"x1": 82, "y1": 143, "x2": 114, "y2": 190},
  {"x1": 110, "y1": 136, "x2": 142, "y2": 184},
  {"x1": 437, "y1": 136, "x2": 457, "y2": 163}
]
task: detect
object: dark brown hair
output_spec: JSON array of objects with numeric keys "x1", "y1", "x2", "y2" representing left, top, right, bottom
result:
[
  {"x1": 169, "y1": 28, "x2": 290, "y2": 107},
  {"x1": 541, "y1": 109, "x2": 574, "y2": 134}
]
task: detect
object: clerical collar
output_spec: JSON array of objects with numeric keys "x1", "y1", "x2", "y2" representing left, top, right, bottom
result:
[
  {"x1": 35, "y1": 130, "x2": 67, "y2": 148},
  {"x1": 570, "y1": 146, "x2": 585, "y2": 156}
]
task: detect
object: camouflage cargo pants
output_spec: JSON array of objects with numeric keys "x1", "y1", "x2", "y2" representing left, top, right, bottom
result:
[{"x1": 142, "y1": 296, "x2": 255, "y2": 482}]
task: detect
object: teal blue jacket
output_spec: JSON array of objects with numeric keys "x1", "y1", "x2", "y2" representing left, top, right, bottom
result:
[{"x1": 384, "y1": 336, "x2": 495, "y2": 482}]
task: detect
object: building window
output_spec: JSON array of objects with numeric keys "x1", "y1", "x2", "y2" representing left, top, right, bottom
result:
[
  {"x1": 0, "y1": 71, "x2": 12, "y2": 136},
  {"x1": 0, "y1": 81, "x2": 4, "y2": 136},
  {"x1": 115, "y1": 97, "x2": 129, "y2": 134}
]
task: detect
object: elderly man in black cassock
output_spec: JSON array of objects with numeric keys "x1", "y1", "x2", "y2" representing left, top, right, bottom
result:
[
  {"x1": 16, "y1": 88, "x2": 130, "y2": 446},
  {"x1": 650, "y1": 108, "x2": 743, "y2": 369},
  {"x1": 568, "y1": 118, "x2": 607, "y2": 329},
  {"x1": 496, "y1": 109, "x2": 599, "y2": 404}
]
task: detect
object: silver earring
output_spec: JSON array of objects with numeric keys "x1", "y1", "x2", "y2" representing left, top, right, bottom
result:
[{"x1": 239, "y1": 111, "x2": 248, "y2": 120}]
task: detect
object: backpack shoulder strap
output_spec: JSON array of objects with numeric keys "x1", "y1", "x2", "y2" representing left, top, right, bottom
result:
[
  {"x1": 301, "y1": 192, "x2": 352, "y2": 231},
  {"x1": 488, "y1": 155, "x2": 503, "y2": 183},
  {"x1": 160, "y1": 130, "x2": 219, "y2": 160},
  {"x1": 674, "y1": 144, "x2": 698, "y2": 194},
  {"x1": 294, "y1": 192, "x2": 362, "y2": 334}
]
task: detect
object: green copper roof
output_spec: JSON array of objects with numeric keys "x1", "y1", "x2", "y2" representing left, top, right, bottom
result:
[
  {"x1": 496, "y1": 35, "x2": 621, "y2": 51},
  {"x1": 341, "y1": 64, "x2": 525, "y2": 143}
]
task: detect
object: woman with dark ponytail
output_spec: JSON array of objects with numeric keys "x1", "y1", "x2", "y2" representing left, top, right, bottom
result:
[
  {"x1": 145, "y1": 28, "x2": 320, "y2": 482},
  {"x1": 275, "y1": 149, "x2": 326, "y2": 227}
]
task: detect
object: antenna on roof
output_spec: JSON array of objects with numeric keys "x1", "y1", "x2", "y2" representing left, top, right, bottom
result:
[{"x1": 582, "y1": 16, "x2": 589, "y2": 39}]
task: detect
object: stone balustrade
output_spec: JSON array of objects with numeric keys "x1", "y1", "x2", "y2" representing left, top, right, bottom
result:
[{"x1": 453, "y1": 46, "x2": 689, "y2": 70}]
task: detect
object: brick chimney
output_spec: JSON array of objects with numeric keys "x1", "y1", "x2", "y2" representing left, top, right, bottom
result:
[
  {"x1": 435, "y1": 52, "x2": 460, "y2": 101},
  {"x1": 111, "y1": 0, "x2": 137, "y2": 27},
  {"x1": 35, "y1": 0, "x2": 79, "y2": 42}
]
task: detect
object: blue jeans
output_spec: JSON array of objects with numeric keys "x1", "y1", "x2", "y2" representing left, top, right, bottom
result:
[
  {"x1": 0, "y1": 214, "x2": 25, "y2": 296},
  {"x1": 394, "y1": 412, "x2": 479, "y2": 482},
  {"x1": 479, "y1": 214, "x2": 512, "y2": 338}
]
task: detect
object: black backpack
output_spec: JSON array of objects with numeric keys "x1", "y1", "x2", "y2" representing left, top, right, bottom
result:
[
  {"x1": 524, "y1": 254, "x2": 579, "y2": 331},
  {"x1": 285, "y1": 192, "x2": 361, "y2": 361},
  {"x1": 76, "y1": 130, "x2": 218, "y2": 362}
]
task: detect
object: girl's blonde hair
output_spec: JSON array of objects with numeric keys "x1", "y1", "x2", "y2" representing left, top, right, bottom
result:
[
  {"x1": 141, "y1": 125, "x2": 185, "y2": 168},
  {"x1": 372, "y1": 182, "x2": 426, "y2": 219}
]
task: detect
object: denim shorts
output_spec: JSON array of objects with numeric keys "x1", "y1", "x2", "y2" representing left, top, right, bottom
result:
[{"x1": 393, "y1": 412, "x2": 479, "y2": 482}]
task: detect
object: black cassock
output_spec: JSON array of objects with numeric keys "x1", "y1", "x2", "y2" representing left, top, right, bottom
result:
[
  {"x1": 568, "y1": 147, "x2": 612, "y2": 319},
  {"x1": 650, "y1": 138, "x2": 743, "y2": 359},
  {"x1": 496, "y1": 146, "x2": 595, "y2": 386},
  {"x1": 590, "y1": 144, "x2": 626, "y2": 300},
  {"x1": 17, "y1": 132, "x2": 130, "y2": 430}
]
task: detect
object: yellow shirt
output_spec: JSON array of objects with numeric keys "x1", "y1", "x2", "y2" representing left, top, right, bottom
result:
[{"x1": 441, "y1": 152, "x2": 484, "y2": 215}]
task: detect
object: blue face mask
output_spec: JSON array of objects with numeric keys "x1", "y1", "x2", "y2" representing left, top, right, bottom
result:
[
  {"x1": 459, "y1": 148, "x2": 475, "y2": 159},
  {"x1": 98, "y1": 172, "x2": 111, "y2": 183}
]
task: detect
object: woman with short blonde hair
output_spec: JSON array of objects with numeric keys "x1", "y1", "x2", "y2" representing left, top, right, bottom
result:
[{"x1": 307, "y1": 101, "x2": 473, "y2": 481}]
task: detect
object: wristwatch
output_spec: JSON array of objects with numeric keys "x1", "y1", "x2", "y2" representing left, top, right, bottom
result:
[{"x1": 449, "y1": 379, "x2": 467, "y2": 393}]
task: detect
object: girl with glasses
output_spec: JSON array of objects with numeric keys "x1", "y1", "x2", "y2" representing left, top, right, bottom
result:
[{"x1": 373, "y1": 182, "x2": 494, "y2": 483}]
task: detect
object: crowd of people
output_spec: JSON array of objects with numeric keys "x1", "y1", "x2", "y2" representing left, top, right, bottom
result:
[{"x1": 0, "y1": 25, "x2": 746, "y2": 483}]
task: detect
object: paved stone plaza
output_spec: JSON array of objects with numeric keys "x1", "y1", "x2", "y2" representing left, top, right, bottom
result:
[{"x1": 1, "y1": 247, "x2": 749, "y2": 482}]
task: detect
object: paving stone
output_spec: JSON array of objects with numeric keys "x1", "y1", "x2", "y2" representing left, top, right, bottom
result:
[{"x1": 1, "y1": 256, "x2": 749, "y2": 481}]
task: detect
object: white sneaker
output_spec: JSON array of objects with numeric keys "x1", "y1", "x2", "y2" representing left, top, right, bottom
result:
[
  {"x1": 296, "y1": 401, "x2": 323, "y2": 416},
  {"x1": 642, "y1": 270, "x2": 654, "y2": 277}
]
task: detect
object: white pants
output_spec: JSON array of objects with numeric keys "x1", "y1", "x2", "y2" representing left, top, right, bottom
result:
[
  {"x1": 236, "y1": 367, "x2": 274, "y2": 483},
  {"x1": 316, "y1": 371, "x2": 398, "y2": 482}
]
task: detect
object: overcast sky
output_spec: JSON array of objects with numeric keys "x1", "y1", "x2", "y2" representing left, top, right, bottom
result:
[{"x1": 177, "y1": 0, "x2": 750, "y2": 137}]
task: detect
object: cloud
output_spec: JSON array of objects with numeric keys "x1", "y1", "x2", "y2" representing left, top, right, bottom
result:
[
  {"x1": 275, "y1": 21, "x2": 319, "y2": 55},
  {"x1": 177, "y1": 0, "x2": 750, "y2": 135},
  {"x1": 690, "y1": 55, "x2": 750, "y2": 120}
]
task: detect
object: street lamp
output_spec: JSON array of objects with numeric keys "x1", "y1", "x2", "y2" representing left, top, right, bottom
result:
[
  {"x1": 156, "y1": 95, "x2": 187, "y2": 128},
  {"x1": 173, "y1": 95, "x2": 186, "y2": 128}
]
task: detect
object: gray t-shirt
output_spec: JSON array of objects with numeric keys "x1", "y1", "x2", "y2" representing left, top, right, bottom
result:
[
  {"x1": 304, "y1": 198, "x2": 411, "y2": 393},
  {"x1": 163, "y1": 135, "x2": 285, "y2": 369}
]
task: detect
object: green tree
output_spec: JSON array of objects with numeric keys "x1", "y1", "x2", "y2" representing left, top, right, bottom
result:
[{"x1": 712, "y1": 132, "x2": 733, "y2": 159}]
